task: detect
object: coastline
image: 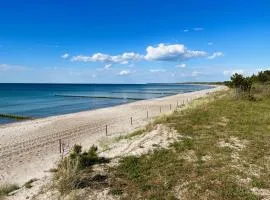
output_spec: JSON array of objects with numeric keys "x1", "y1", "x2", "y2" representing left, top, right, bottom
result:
[
  {"x1": 0, "y1": 85, "x2": 226, "y2": 185},
  {"x1": 0, "y1": 83, "x2": 213, "y2": 126}
]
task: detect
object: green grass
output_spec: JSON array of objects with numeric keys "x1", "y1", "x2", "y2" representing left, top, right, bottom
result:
[
  {"x1": 0, "y1": 184, "x2": 20, "y2": 197},
  {"x1": 53, "y1": 145, "x2": 109, "y2": 196},
  {"x1": 109, "y1": 87, "x2": 270, "y2": 199}
]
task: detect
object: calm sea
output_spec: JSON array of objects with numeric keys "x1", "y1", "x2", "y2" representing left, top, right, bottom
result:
[{"x1": 0, "y1": 83, "x2": 212, "y2": 124}]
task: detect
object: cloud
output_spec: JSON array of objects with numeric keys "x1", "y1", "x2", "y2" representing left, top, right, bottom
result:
[
  {"x1": 176, "y1": 63, "x2": 186, "y2": 68},
  {"x1": 208, "y1": 52, "x2": 224, "y2": 59},
  {"x1": 145, "y1": 43, "x2": 207, "y2": 61},
  {"x1": 72, "y1": 52, "x2": 143, "y2": 64},
  {"x1": 0, "y1": 64, "x2": 28, "y2": 71},
  {"x1": 61, "y1": 53, "x2": 69, "y2": 59},
  {"x1": 193, "y1": 27, "x2": 204, "y2": 31},
  {"x1": 71, "y1": 43, "x2": 217, "y2": 64},
  {"x1": 191, "y1": 70, "x2": 201, "y2": 77},
  {"x1": 183, "y1": 29, "x2": 189, "y2": 32},
  {"x1": 104, "y1": 63, "x2": 112, "y2": 69},
  {"x1": 223, "y1": 69, "x2": 244, "y2": 76},
  {"x1": 149, "y1": 69, "x2": 167, "y2": 73},
  {"x1": 207, "y1": 42, "x2": 213, "y2": 46},
  {"x1": 118, "y1": 70, "x2": 131, "y2": 76}
]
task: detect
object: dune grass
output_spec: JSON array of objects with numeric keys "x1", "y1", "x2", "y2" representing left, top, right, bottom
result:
[
  {"x1": 0, "y1": 183, "x2": 20, "y2": 198},
  {"x1": 53, "y1": 145, "x2": 109, "y2": 196},
  {"x1": 109, "y1": 87, "x2": 270, "y2": 199}
]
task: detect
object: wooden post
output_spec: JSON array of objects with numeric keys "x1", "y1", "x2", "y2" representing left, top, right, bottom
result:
[
  {"x1": 147, "y1": 111, "x2": 148, "y2": 119},
  {"x1": 106, "y1": 125, "x2": 108, "y2": 136},
  {"x1": 59, "y1": 139, "x2": 62, "y2": 154},
  {"x1": 170, "y1": 104, "x2": 171, "y2": 110},
  {"x1": 160, "y1": 106, "x2": 161, "y2": 113},
  {"x1": 131, "y1": 117, "x2": 133, "y2": 125}
]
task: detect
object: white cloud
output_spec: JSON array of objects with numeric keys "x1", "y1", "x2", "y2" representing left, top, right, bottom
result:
[
  {"x1": 193, "y1": 27, "x2": 204, "y2": 31},
  {"x1": 104, "y1": 64, "x2": 112, "y2": 69},
  {"x1": 176, "y1": 63, "x2": 186, "y2": 68},
  {"x1": 118, "y1": 70, "x2": 131, "y2": 76},
  {"x1": 208, "y1": 52, "x2": 224, "y2": 59},
  {"x1": 71, "y1": 43, "x2": 218, "y2": 64},
  {"x1": 0, "y1": 64, "x2": 28, "y2": 71},
  {"x1": 183, "y1": 29, "x2": 189, "y2": 32},
  {"x1": 72, "y1": 52, "x2": 143, "y2": 64},
  {"x1": 223, "y1": 69, "x2": 244, "y2": 76},
  {"x1": 149, "y1": 69, "x2": 167, "y2": 73},
  {"x1": 191, "y1": 70, "x2": 201, "y2": 77},
  {"x1": 208, "y1": 42, "x2": 213, "y2": 46},
  {"x1": 61, "y1": 53, "x2": 69, "y2": 59},
  {"x1": 145, "y1": 43, "x2": 207, "y2": 61}
]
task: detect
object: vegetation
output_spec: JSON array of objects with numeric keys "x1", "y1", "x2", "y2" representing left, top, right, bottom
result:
[
  {"x1": 0, "y1": 183, "x2": 19, "y2": 197},
  {"x1": 53, "y1": 144, "x2": 109, "y2": 195},
  {"x1": 109, "y1": 85, "x2": 270, "y2": 199},
  {"x1": 227, "y1": 70, "x2": 270, "y2": 91},
  {"x1": 24, "y1": 178, "x2": 38, "y2": 189}
]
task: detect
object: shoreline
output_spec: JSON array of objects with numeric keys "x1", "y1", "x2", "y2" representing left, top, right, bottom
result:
[
  {"x1": 0, "y1": 85, "x2": 226, "y2": 185},
  {"x1": 0, "y1": 85, "x2": 213, "y2": 127}
]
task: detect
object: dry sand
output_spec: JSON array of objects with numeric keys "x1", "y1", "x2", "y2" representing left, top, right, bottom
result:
[{"x1": 0, "y1": 85, "x2": 225, "y2": 186}]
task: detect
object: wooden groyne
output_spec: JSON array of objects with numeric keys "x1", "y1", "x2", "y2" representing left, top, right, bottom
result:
[
  {"x1": 0, "y1": 113, "x2": 33, "y2": 120},
  {"x1": 54, "y1": 94, "x2": 145, "y2": 101}
]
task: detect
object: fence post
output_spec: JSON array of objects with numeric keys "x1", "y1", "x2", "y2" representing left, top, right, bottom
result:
[
  {"x1": 170, "y1": 104, "x2": 171, "y2": 110},
  {"x1": 147, "y1": 111, "x2": 148, "y2": 119},
  {"x1": 160, "y1": 106, "x2": 161, "y2": 113},
  {"x1": 106, "y1": 125, "x2": 108, "y2": 136},
  {"x1": 59, "y1": 139, "x2": 62, "y2": 154},
  {"x1": 131, "y1": 117, "x2": 133, "y2": 125}
]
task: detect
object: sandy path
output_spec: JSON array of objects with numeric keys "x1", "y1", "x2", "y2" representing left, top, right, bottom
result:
[{"x1": 0, "y1": 86, "x2": 225, "y2": 185}]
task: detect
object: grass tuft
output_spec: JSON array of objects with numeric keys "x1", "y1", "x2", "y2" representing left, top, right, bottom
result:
[{"x1": 0, "y1": 184, "x2": 20, "y2": 197}]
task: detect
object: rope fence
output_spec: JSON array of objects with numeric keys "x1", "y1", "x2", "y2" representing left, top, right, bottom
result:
[
  {"x1": 57, "y1": 97, "x2": 194, "y2": 157},
  {"x1": 0, "y1": 96, "x2": 197, "y2": 160}
]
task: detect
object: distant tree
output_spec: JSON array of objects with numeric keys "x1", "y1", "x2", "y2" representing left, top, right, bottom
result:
[
  {"x1": 250, "y1": 73, "x2": 258, "y2": 82},
  {"x1": 230, "y1": 73, "x2": 245, "y2": 88},
  {"x1": 257, "y1": 71, "x2": 268, "y2": 83},
  {"x1": 230, "y1": 73, "x2": 252, "y2": 93},
  {"x1": 241, "y1": 77, "x2": 252, "y2": 93}
]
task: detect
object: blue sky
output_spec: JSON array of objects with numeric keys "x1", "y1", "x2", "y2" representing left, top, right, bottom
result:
[{"x1": 0, "y1": 0, "x2": 269, "y2": 83}]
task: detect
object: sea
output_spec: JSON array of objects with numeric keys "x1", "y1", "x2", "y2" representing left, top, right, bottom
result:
[{"x1": 0, "y1": 83, "x2": 213, "y2": 124}]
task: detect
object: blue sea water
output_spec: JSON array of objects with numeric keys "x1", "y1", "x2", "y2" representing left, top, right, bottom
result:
[{"x1": 0, "y1": 83, "x2": 212, "y2": 124}]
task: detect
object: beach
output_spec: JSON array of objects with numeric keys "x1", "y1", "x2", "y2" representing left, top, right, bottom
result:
[{"x1": 0, "y1": 85, "x2": 225, "y2": 185}]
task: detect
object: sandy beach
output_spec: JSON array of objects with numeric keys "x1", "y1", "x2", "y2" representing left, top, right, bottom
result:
[{"x1": 0, "y1": 85, "x2": 225, "y2": 185}]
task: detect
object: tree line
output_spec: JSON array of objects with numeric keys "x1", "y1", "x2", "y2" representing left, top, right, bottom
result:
[{"x1": 226, "y1": 70, "x2": 270, "y2": 92}]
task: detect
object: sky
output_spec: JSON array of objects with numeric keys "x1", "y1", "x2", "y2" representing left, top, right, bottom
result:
[{"x1": 0, "y1": 0, "x2": 270, "y2": 83}]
